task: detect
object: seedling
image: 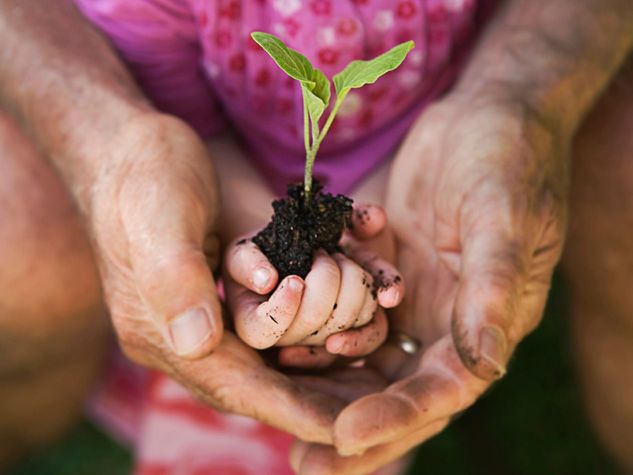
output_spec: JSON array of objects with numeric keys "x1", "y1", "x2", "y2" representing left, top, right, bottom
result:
[
  {"x1": 251, "y1": 32, "x2": 414, "y2": 204},
  {"x1": 250, "y1": 32, "x2": 414, "y2": 279}
]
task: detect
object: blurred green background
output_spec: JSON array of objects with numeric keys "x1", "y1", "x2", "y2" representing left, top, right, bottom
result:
[{"x1": 6, "y1": 275, "x2": 615, "y2": 475}]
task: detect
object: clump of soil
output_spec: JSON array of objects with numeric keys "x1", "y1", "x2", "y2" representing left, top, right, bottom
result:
[{"x1": 253, "y1": 181, "x2": 353, "y2": 279}]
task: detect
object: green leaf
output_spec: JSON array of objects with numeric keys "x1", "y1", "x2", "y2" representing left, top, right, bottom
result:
[
  {"x1": 251, "y1": 31, "x2": 331, "y2": 143},
  {"x1": 251, "y1": 32, "x2": 315, "y2": 85},
  {"x1": 310, "y1": 68, "x2": 331, "y2": 113},
  {"x1": 303, "y1": 68, "x2": 330, "y2": 141},
  {"x1": 333, "y1": 41, "x2": 415, "y2": 97},
  {"x1": 251, "y1": 32, "x2": 329, "y2": 100},
  {"x1": 301, "y1": 85, "x2": 325, "y2": 143}
]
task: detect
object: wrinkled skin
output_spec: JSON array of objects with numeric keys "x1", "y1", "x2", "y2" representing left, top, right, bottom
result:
[
  {"x1": 290, "y1": 94, "x2": 568, "y2": 474},
  {"x1": 84, "y1": 113, "x2": 357, "y2": 444}
]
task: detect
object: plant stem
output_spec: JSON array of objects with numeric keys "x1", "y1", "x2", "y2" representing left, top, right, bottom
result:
[
  {"x1": 316, "y1": 92, "x2": 346, "y2": 145},
  {"x1": 304, "y1": 147, "x2": 316, "y2": 202},
  {"x1": 303, "y1": 93, "x2": 347, "y2": 204},
  {"x1": 303, "y1": 99, "x2": 310, "y2": 154}
]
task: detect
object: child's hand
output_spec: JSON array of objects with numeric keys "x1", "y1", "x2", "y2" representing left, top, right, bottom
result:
[{"x1": 223, "y1": 204, "x2": 405, "y2": 367}]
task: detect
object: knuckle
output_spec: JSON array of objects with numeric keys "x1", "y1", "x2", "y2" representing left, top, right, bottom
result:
[
  {"x1": 207, "y1": 384, "x2": 239, "y2": 413},
  {"x1": 344, "y1": 261, "x2": 368, "y2": 288},
  {"x1": 481, "y1": 243, "x2": 527, "y2": 288},
  {"x1": 318, "y1": 258, "x2": 342, "y2": 283}
]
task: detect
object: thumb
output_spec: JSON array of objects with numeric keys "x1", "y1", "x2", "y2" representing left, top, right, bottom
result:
[
  {"x1": 134, "y1": 245, "x2": 223, "y2": 359},
  {"x1": 452, "y1": 217, "x2": 529, "y2": 381},
  {"x1": 121, "y1": 181, "x2": 223, "y2": 360}
]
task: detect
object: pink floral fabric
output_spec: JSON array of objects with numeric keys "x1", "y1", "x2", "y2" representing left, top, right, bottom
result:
[
  {"x1": 78, "y1": 1, "x2": 500, "y2": 473},
  {"x1": 75, "y1": 0, "x2": 496, "y2": 194}
]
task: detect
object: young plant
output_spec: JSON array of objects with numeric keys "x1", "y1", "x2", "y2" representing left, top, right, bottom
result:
[
  {"x1": 250, "y1": 33, "x2": 415, "y2": 279},
  {"x1": 251, "y1": 32, "x2": 414, "y2": 204}
]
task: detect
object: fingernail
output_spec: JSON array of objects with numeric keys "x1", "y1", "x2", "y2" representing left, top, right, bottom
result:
[
  {"x1": 380, "y1": 286, "x2": 400, "y2": 306},
  {"x1": 288, "y1": 277, "x2": 304, "y2": 292},
  {"x1": 479, "y1": 326, "x2": 507, "y2": 377},
  {"x1": 338, "y1": 446, "x2": 367, "y2": 457},
  {"x1": 168, "y1": 308, "x2": 213, "y2": 356},
  {"x1": 327, "y1": 338, "x2": 344, "y2": 355},
  {"x1": 253, "y1": 267, "x2": 271, "y2": 290},
  {"x1": 289, "y1": 442, "x2": 309, "y2": 473}
]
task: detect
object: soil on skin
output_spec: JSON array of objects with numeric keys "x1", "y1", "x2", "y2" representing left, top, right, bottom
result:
[{"x1": 253, "y1": 181, "x2": 353, "y2": 279}]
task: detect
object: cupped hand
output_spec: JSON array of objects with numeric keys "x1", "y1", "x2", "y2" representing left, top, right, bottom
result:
[
  {"x1": 291, "y1": 94, "x2": 569, "y2": 473},
  {"x1": 86, "y1": 113, "x2": 350, "y2": 443},
  {"x1": 224, "y1": 203, "x2": 405, "y2": 367}
]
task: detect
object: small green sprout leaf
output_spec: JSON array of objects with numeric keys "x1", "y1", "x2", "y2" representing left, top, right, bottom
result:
[
  {"x1": 302, "y1": 69, "x2": 330, "y2": 142},
  {"x1": 251, "y1": 32, "x2": 330, "y2": 103},
  {"x1": 309, "y1": 68, "x2": 331, "y2": 116},
  {"x1": 251, "y1": 32, "x2": 315, "y2": 85},
  {"x1": 251, "y1": 31, "x2": 331, "y2": 149},
  {"x1": 333, "y1": 41, "x2": 415, "y2": 99},
  {"x1": 251, "y1": 31, "x2": 414, "y2": 203},
  {"x1": 301, "y1": 85, "x2": 325, "y2": 143}
]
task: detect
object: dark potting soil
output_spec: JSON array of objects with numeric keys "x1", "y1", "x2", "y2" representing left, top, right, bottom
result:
[{"x1": 253, "y1": 182, "x2": 353, "y2": 279}]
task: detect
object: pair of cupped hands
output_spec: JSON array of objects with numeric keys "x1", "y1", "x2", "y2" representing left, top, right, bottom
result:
[{"x1": 89, "y1": 94, "x2": 566, "y2": 474}]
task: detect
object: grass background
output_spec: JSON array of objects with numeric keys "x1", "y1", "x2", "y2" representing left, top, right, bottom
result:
[{"x1": 6, "y1": 275, "x2": 615, "y2": 475}]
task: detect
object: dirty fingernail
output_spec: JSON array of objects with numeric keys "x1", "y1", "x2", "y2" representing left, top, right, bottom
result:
[
  {"x1": 253, "y1": 267, "x2": 272, "y2": 289},
  {"x1": 168, "y1": 308, "x2": 213, "y2": 356},
  {"x1": 479, "y1": 326, "x2": 507, "y2": 377}
]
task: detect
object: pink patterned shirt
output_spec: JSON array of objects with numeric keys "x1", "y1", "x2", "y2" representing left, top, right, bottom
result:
[{"x1": 75, "y1": 0, "x2": 497, "y2": 194}]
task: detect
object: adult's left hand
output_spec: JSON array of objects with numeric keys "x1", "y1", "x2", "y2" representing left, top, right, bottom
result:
[{"x1": 289, "y1": 92, "x2": 568, "y2": 473}]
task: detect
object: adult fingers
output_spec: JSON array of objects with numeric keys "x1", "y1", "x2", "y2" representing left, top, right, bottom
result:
[
  {"x1": 326, "y1": 309, "x2": 388, "y2": 357},
  {"x1": 119, "y1": 175, "x2": 223, "y2": 359},
  {"x1": 278, "y1": 251, "x2": 341, "y2": 345},
  {"x1": 229, "y1": 275, "x2": 305, "y2": 349},
  {"x1": 451, "y1": 207, "x2": 531, "y2": 381},
  {"x1": 291, "y1": 419, "x2": 449, "y2": 475},
  {"x1": 225, "y1": 237, "x2": 279, "y2": 294},
  {"x1": 332, "y1": 336, "x2": 488, "y2": 456},
  {"x1": 174, "y1": 333, "x2": 344, "y2": 445}
]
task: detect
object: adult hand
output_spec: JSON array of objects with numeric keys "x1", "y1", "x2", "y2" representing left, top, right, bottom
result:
[
  {"x1": 290, "y1": 93, "x2": 568, "y2": 472},
  {"x1": 87, "y1": 113, "x2": 349, "y2": 443}
]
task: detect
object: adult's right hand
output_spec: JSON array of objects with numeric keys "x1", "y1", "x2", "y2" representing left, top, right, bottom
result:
[
  {"x1": 289, "y1": 91, "x2": 570, "y2": 472},
  {"x1": 86, "y1": 113, "x2": 347, "y2": 443}
]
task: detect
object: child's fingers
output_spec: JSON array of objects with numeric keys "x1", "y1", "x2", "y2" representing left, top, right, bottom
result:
[
  {"x1": 225, "y1": 237, "x2": 278, "y2": 294},
  {"x1": 232, "y1": 276, "x2": 304, "y2": 349},
  {"x1": 348, "y1": 204, "x2": 387, "y2": 240},
  {"x1": 278, "y1": 346, "x2": 337, "y2": 368},
  {"x1": 300, "y1": 254, "x2": 371, "y2": 346},
  {"x1": 354, "y1": 283, "x2": 379, "y2": 328},
  {"x1": 277, "y1": 251, "x2": 341, "y2": 345},
  {"x1": 326, "y1": 309, "x2": 388, "y2": 357},
  {"x1": 350, "y1": 249, "x2": 405, "y2": 308}
]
